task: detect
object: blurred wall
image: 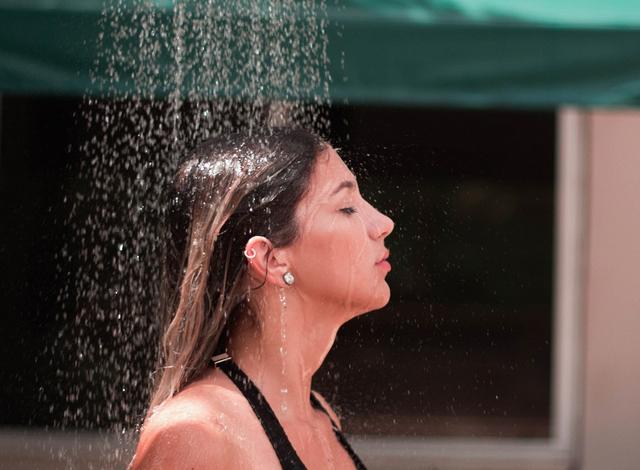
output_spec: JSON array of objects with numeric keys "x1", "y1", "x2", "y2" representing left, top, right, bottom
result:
[{"x1": 583, "y1": 110, "x2": 640, "y2": 470}]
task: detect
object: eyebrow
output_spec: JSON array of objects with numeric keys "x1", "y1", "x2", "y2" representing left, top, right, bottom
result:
[{"x1": 331, "y1": 180, "x2": 357, "y2": 197}]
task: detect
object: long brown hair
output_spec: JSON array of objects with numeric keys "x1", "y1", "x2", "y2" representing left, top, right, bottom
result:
[{"x1": 149, "y1": 128, "x2": 326, "y2": 409}]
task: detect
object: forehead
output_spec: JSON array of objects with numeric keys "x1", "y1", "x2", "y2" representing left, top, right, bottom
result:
[
  {"x1": 296, "y1": 146, "x2": 355, "y2": 213},
  {"x1": 309, "y1": 146, "x2": 354, "y2": 194}
]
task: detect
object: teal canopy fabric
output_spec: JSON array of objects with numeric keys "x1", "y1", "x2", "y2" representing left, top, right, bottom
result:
[{"x1": 1, "y1": 0, "x2": 640, "y2": 107}]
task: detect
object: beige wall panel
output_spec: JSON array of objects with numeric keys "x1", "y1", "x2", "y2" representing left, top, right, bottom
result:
[{"x1": 583, "y1": 110, "x2": 640, "y2": 470}]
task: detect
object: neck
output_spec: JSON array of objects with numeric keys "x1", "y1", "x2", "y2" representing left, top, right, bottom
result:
[{"x1": 226, "y1": 286, "x2": 344, "y2": 421}]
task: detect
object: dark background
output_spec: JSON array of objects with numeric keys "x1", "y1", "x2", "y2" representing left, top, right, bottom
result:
[{"x1": 0, "y1": 96, "x2": 554, "y2": 437}]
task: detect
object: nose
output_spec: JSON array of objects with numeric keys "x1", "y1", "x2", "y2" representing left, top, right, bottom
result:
[{"x1": 371, "y1": 208, "x2": 395, "y2": 240}]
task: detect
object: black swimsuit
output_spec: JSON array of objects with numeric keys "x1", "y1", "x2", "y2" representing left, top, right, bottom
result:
[{"x1": 212, "y1": 354, "x2": 368, "y2": 470}]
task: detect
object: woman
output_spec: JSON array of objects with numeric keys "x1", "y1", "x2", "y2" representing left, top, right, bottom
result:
[{"x1": 131, "y1": 128, "x2": 394, "y2": 469}]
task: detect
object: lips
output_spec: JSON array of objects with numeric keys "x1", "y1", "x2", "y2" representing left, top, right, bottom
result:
[{"x1": 376, "y1": 249, "x2": 390, "y2": 264}]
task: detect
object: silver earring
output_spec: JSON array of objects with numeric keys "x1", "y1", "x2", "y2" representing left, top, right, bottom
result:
[
  {"x1": 283, "y1": 271, "x2": 295, "y2": 286},
  {"x1": 243, "y1": 248, "x2": 257, "y2": 259}
]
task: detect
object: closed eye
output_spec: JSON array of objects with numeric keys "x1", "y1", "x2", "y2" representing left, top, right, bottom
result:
[{"x1": 340, "y1": 207, "x2": 357, "y2": 215}]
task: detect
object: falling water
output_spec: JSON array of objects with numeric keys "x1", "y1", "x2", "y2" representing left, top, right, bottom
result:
[
  {"x1": 50, "y1": 0, "x2": 331, "y2": 465},
  {"x1": 278, "y1": 287, "x2": 289, "y2": 413}
]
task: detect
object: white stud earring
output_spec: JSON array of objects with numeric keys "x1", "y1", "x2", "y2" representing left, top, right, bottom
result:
[
  {"x1": 243, "y1": 248, "x2": 257, "y2": 259},
  {"x1": 283, "y1": 271, "x2": 295, "y2": 286}
]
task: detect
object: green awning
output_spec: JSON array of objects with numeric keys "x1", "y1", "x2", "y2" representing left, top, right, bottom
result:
[{"x1": 1, "y1": 0, "x2": 640, "y2": 107}]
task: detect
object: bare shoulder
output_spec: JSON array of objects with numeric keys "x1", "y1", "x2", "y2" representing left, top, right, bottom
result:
[
  {"x1": 130, "y1": 384, "x2": 252, "y2": 470},
  {"x1": 311, "y1": 390, "x2": 342, "y2": 431},
  {"x1": 130, "y1": 415, "x2": 227, "y2": 469}
]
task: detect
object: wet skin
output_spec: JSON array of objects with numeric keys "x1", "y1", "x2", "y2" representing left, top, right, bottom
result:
[{"x1": 131, "y1": 146, "x2": 394, "y2": 469}]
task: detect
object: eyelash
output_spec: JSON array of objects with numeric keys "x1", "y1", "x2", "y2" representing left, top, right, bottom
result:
[{"x1": 340, "y1": 207, "x2": 357, "y2": 215}]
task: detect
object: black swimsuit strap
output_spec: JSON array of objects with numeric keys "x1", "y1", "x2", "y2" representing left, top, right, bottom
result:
[
  {"x1": 309, "y1": 394, "x2": 368, "y2": 470},
  {"x1": 214, "y1": 356, "x2": 307, "y2": 469},
  {"x1": 213, "y1": 354, "x2": 367, "y2": 470}
]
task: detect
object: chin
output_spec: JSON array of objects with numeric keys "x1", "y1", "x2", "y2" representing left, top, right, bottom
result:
[
  {"x1": 374, "y1": 277, "x2": 392, "y2": 304},
  {"x1": 375, "y1": 287, "x2": 392, "y2": 310},
  {"x1": 351, "y1": 283, "x2": 391, "y2": 317}
]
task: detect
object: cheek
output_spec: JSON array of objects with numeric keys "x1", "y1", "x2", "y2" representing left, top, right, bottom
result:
[
  {"x1": 294, "y1": 219, "x2": 389, "y2": 313},
  {"x1": 301, "y1": 216, "x2": 370, "y2": 291},
  {"x1": 323, "y1": 214, "x2": 367, "y2": 264}
]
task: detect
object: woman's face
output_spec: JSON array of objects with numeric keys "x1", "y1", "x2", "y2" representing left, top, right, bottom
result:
[{"x1": 287, "y1": 146, "x2": 395, "y2": 316}]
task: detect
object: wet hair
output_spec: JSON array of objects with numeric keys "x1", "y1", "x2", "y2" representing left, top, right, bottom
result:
[{"x1": 149, "y1": 127, "x2": 327, "y2": 409}]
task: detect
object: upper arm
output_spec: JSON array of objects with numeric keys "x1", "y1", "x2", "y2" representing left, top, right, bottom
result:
[
  {"x1": 130, "y1": 419, "x2": 231, "y2": 470},
  {"x1": 311, "y1": 390, "x2": 342, "y2": 431}
]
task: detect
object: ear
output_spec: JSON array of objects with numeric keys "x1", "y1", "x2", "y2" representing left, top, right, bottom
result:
[{"x1": 244, "y1": 236, "x2": 291, "y2": 288}]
